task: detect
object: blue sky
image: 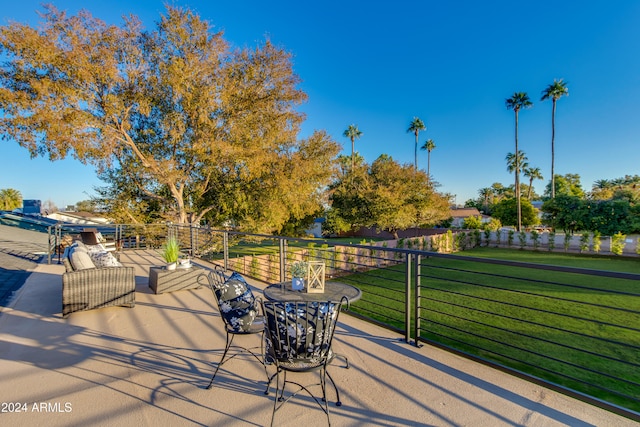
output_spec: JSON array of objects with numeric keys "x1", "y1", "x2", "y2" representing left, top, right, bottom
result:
[{"x1": 1, "y1": 1, "x2": 639, "y2": 209}]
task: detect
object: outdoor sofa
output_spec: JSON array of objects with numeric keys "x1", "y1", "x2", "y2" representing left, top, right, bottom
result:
[{"x1": 61, "y1": 241, "x2": 135, "y2": 317}]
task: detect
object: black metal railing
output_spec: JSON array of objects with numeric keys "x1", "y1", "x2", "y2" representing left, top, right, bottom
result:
[{"x1": 46, "y1": 224, "x2": 640, "y2": 420}]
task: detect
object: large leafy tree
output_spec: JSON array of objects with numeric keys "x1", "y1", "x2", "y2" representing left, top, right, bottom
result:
[
  {"x1": 505, "y1": 92, "x2": 533, "y2": 231},
  {"x1": 541, "y1": 79, "x2": 569, "y2": 199},
  {"x1": 491, "y1": 198, "x2": 538, "y2": 228},
  {"x1": 407, "y1": 117, "x2": 426, "y2": 170},
  {"x1": 327, "y1": 154, "x2": 450, "y2": 238},
  {"x1": 420, "y1": 138, "x2": 436, "y2": 178},
  {"x1": 343, "y1": 124, "x2": 363, "y2": 171},
  {"x1": 544, "y1": 173, "x2": 584, "y2": 199},
  {"x1": 0, "y1": 5, "x2": 339, "y2": 230},
  {"x1": 0, "y1": 188, "x2": 22, "y2": 210}
]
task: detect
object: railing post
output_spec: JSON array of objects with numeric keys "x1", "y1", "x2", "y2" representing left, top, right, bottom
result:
[
  {"x1": 413, "y1": 253, "x2": 422, "y2": 347},
  {"x1": 47, "y1": 225, "x2": 52, "y2": 264},
  {"x1": 223, "y1": 231, "x2": 229, "y2": 271},
  {"x1": 189, "y1": 223, "x2": 197, "y2": 257},
  {"x1": 279, "y1": 238, "x2": 286, "y2": 283},
  {"x1": 405, "y1": 252, "x2": 412, "y2": 344},
  {"x1": 56, "y1": 224, "x2": 62, "y2": 264}
]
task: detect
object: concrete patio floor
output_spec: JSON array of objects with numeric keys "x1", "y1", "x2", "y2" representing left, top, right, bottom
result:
[{"x1": 0, "y1": 249, "x2": 636, "y2": 426}]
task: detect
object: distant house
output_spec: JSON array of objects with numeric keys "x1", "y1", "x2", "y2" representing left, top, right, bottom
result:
[
  {"x1": 449, "y1": 207, "x2": 491, "y2": 228},
  {"x1": 305, "y1": 217, "x2": 326, "y2": 238},
  {"x1": 45, "y1": 211, "x2": 111, "y2": 225}
]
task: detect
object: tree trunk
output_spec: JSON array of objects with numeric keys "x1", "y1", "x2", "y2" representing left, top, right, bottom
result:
[
  {"x1": 551, "y1": 99, "x2": 557, "y2": 199},
  {"x1": 515, "y1": 109, "x2": 522, "y2": 231}
]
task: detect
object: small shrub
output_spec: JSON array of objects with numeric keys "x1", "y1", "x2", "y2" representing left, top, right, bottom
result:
[
  {"x1": 579, "y1": 232, "x2": 590, "y2": 253},
  {"x1": 250, "y1": 255, "x2": 259, "y2": 277},
  {"x1": 611, "y1": 232, "x2": 626, "y2": 255},
  {"x1": 564, "y1": 233, "x2": 571, "y2": 252},
  {"x1": 592, "y1": 231, "x2": 601, "y2": 254},
  {"x1": 548, "y1": 231, "x2": 556, "y2": 251},
  {"x1": 507, "y1": 230, "x2": 514, "y2": 247},
  {"x1": 518, "y1": 231, "x2": 527, "y2": 249},
  {"x1": 307, "y1": 242, "x2": 317, "y2": 259},
  {"x1": 446, "y1": 230, "x2": 454, "y2": 252},
  {"x1": 456, "y1": 232, "x2": 468, "y2": 251},
  {"x1": 495, "y1": 230, "x2": 501, "y2": 247},
  {"x1": 530, "y1": 230, "x2": 540, "y2": 251},
  {"x1": 472, "y1": 229, "x2": 481, "y2": 248},
  {"x1": 483, "y1": 229, "x2": 491, "y2": 247}
]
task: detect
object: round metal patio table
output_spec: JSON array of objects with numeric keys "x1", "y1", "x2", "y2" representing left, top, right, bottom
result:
[{"x1": 263, "y1": 281, "x2": 362, "y2": 303}]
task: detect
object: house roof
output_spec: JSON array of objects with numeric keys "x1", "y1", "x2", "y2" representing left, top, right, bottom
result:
[{"x1": 449, "y1": 208, "x2": 481, "y2": 218}]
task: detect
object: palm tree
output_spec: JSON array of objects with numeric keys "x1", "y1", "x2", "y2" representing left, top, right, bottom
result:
[
  {"x1": 506, "y1": 150, "x2": 529, "y2": 198},
  {"x1": 505, "y1": 92, "x2": 532, "y2": 231},
  {"x1": 478, "y1": 187, "x2": 493, "y2": 212},
  {"x1": 343, "y1": 124, "x2": 363, "y2": 171},
  {"x1": 407, "y1": 117, "x2": 426, "y2": 170},
  {"x1": 523, "y1": 166, "x2": 543, "y2": 200},
  {"x1": 420, "y1": 139, "x2": 436, "y2": 177},
  {"x1": 541, "y1": 79, "x2": 569, "y2": 199},
  {"x1": 0, "y1": 188, "x2": 22, "y2": 210}
]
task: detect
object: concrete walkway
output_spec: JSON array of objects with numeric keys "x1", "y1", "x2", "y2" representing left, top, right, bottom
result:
[{"x1": 0, "y1": 237, "x2": 637, "y2": 425}]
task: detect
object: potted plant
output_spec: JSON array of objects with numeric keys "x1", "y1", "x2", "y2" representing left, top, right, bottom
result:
[
  {"x1": 162, "y1": 237, "x2": 180, "y2": 270},
  {"x1": 290, "y1": 260, "x2": 308, "y2": 291}
]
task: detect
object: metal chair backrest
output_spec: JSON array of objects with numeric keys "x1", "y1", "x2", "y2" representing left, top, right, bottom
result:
[{"x1": 262, "y1": 298, "x2": 346, "y2": 365}]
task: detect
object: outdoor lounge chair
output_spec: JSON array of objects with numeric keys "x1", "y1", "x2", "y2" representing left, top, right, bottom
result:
[
  {"x1": 199, "y1": 267, "x2": 268, "y2": 389},
  {"x1": 261, "y1": 298, "x2": 347, "y2": 426}
]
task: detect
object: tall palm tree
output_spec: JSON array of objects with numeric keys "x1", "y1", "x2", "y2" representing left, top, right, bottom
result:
[
  {"x1": 407, "y1": 117, "x2": 426, "y2": 170},
  {"x1": 505, "y1": 92, "x2": 532, "y2": 231},
  {"x1": 523, "y1": 166, "x2": 543, "y2": 200},
  {"x1": 420, "y1": 139, "x2": 436, "y2": 177},
  {"x1": 343, "y1": 124, "x2": 363, "y2": 171},
  {"x1": 541, "y1": 79, "x2": 569, "y2": 199}
]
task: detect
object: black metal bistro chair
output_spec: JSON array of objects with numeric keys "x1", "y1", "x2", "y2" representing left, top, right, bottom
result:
[
  {"x1": 199, "y1": 267, "x2": 268, "y2": 389},
  {"x1": 261, "y1": 298, "x2": 348, "y2": 427}
]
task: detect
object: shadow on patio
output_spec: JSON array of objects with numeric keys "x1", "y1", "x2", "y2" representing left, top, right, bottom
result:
[{"x1": 0, "y1": 250, "x2": 634, "y2": 426}]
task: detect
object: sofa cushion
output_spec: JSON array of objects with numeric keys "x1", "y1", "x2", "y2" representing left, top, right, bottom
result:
[
  {"x1": 90, "y1": 250, "x2": 122, "y2": 267},
  {"x1": 70, "y1": 249, "x2": 96, "y2": 270}
]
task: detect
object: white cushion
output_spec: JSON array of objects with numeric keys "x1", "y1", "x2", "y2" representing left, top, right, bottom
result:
[
  {"x1": 70, "y1": 249, "x2": 96, "y2": 270},
  {"x1": 90, "y1": 250, "x2": 122, "y2": 267}
]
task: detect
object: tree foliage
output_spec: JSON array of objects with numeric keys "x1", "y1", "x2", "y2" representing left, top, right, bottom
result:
[
  {"x1": 0, "y1": 188, "x2": 22, "y2": 210},
  {"x1": 0, "y1": 5, "x2": 339, "y2": 230},
  {"x1": 491, "y1": 198, "x2": 538, "y2": 228},
  {"x1": 544, "y1": 174, "x2": 585, "y2": 199},
  {"x1": 542, "y1": 195, "x2": 640, "y2": 235},
  {"x1": 326, "y1": 154, "x2": 451, "y2": 238}
]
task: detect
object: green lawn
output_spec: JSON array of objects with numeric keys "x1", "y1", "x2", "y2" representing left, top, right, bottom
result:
[{"x1": 343, "y1": 247, "x2": 640, "y2": 412}]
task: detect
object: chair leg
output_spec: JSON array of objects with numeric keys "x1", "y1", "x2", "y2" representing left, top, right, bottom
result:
[
  {"x1": 207, "y1": 332, "x2": 234, "y2": 389},
  {"x1": 326, "y1": 370, "x2": 342, "y2": 407},
  {"x1": 320, "y1": 367, "x2": 332, "y2": 426},
  {"x1": 334, "y1": 352, "x2": 350, "y2": 369}
]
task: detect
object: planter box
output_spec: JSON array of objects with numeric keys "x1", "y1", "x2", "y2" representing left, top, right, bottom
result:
[{"x1": 149, "y1": 266, "x2": 205, "y2": 294}]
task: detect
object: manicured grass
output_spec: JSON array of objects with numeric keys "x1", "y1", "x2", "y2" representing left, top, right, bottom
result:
[
  {"x1": 343, "y1": 248, "x2": 640, "y2": 412},
  {"x1": 461, "y1": 247, "x2": 640, "y2": 274}
]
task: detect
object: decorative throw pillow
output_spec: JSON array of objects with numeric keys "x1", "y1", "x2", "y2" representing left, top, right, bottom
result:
[
  {"x1": 70, "y1": 249, "x2": 96, "y2": 270},
  {"x1": 215, "y1": 272, "x2": 257, "y2": 332},
  {"x1": 90, "y1": 250, "x2": 122, "y2": 267}
]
